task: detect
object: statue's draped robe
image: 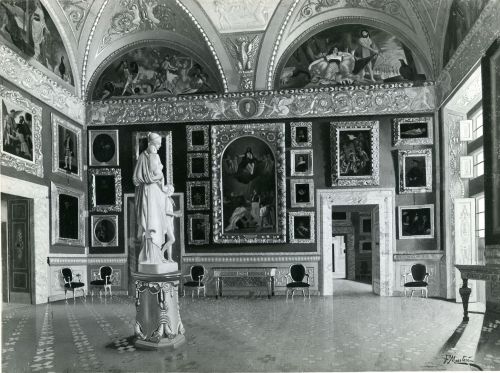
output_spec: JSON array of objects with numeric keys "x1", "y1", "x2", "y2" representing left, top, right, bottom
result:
[{"x1": 133, "y1": 149, "x2": 167, "y2": 264}]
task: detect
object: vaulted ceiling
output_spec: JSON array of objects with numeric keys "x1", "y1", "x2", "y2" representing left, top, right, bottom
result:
[{"x1": 0, "y1": 0, "x2": 483, "y2": 100}]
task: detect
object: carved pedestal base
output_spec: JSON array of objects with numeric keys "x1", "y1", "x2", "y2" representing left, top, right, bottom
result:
[
  {"x1": 132, "y1": 271, "x2": 185, "y2": 350},
  {"x1": 458, "y1": 278, "x2": 471, "y2": 322},
  {"x1": 138, "y1": 261, "x2": 178, "y2": 274}
]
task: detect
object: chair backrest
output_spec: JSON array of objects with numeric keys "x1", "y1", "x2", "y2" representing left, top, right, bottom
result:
[
  {"x1": 290, "y1": 264, "x2": 306, "y2": 282},
  {"x1": 191, "y1": 265, "x2": 204, "y2": 281},
  {"x1": 100, "y1": 266, "x2": 113, "y2": 281},
  {"x1": 411, "y1": 264, "x2": 427, "y2": 282},
  {"x1": 62, "y1": 268, "x2": 72, "y2": 282}
]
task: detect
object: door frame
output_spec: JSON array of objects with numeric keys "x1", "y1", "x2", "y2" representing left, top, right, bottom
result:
[{"x1": 317, "y1": 188, "x2": 396, "y2": 296}]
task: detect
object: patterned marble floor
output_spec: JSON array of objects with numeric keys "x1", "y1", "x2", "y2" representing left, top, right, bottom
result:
[{"x1": 2, "y1": 280, "x2": 500, "y2": 372}]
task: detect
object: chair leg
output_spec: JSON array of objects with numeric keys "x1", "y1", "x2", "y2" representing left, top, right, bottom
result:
[
  {"x1": 64, "y1": 289, "x2": 67, "y2": 300},
  {"x1": 73, "y1": 289, "x2": 76, "y2": 301},
  {"x1": 203, "y1": 287, "x2": 206, "y2": 297},
  {"x1": 301, "y1": 289, "x2": 305, "y2": 298},
  {"x1": 183, "y1": 289, "x2": 185, "y2": 297},
  {"x1": 286, "y1": 289, "x2": 289, "y2": 300},
  {"x1": 410, "y1": 290, "x2": 414, "y2": 298},
  {"x1": 291, "y1": 290, "x2": 295, "y2": 299},
  {"x1": 308, "y1": 288, "x2": 311, "y2": 299}
]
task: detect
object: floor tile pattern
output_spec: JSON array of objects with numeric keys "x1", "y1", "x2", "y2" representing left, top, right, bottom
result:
[{"x1": 2, "y1": 280, "x2": 499, "y2": 372}]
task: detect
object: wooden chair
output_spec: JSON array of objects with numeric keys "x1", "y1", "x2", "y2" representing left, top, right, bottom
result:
[
  {"x1": 61, "y1": 268, "x2": 85, "y2": 301},
  {"x1": 285, "y1": 264, "x2": 310, "y2": 300},
  {"x1": 403, "y1": 264, "x2": 430, "y2": 297},
  {"x1": 183, "y1": 265, "x2": 206, "y2": 298},
  {"x1": 90, "y1": 266, "x2": 114, "y2": 297}
]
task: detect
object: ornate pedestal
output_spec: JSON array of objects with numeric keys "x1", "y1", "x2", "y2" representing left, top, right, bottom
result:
[{"x1": 132, "y1": 271, "x2": 185, "y2": 349}]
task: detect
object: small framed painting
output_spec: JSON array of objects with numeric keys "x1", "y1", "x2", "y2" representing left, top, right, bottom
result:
[
  {"x1": 50, "y1": 182, "x2": 85, "y2": 246},
  {"x1": 187, "y1": 153, "x2": 209, "y2": 178},
  {"x1": 392, "y1": 117, "x2": 433, "y2": 146},
  {"x1": 290, "y1": 149, "x2": 313, "y2": 176},
  {"x1": 290, "y1": 122, "x2": 312, "y2": 147},
  {"x1": 187, "y1": 125, "x2": 209, "y2": 151},
  {"x1": 289, "y1": 211, "x2": 315, "y2": 244},
  {"x1": 188, "y1": 214, "x2": 210, "y2": 245},
  {"x1": 360, "y1": 215, "x2": 372, "y2": 234},
  {"x1": 398, "y1": 149, "x2": 432, "y2": 194},
  {"x1": 91, "y1": 215, "x2": 118, "y2": 247},
  {"x1": 290, "y1": 179, "x2": 314, "y2": 208},
  {"x1": 89, "y1": 168, "x2": 122, "y2": 212},
  {"x1": 398, "y1": 204, "x2": 434, "y2": 239},
  {"x1": 89, "y1": 130, "x2": 119, "y2": 166},
  {"x1": 51, "y1": 114, "x2": 82, "y2": 180},
  {"x1": 0, "y1": 87, "x2": 43, "y2": 177},
  {"x1": 187, "y1": 181, "x2": 210, "y2": 210},
  {"x1": 359, "y1": 240, "x2": 372, "y2": 253}
]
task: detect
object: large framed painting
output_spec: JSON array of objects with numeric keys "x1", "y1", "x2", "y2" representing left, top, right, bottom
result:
[
  {"x1": 330, "y1": 121, "x2": 379, "y2": 186},
  {"x1": 89, "y1": 168, "x2": 122, "y2": 213},
  {"x1": 187, "y1": 153, "x2": 209, "y2": 179},
  {"x1": 51, "y1": 114, "x2": 82, "y2": 180},
  {"x1": 50, "y1": 182, "x2": 85, "y2": 246},
  {"x1": 290, "y1": 179, "x2": 314, "y2": 208},
  {"x1": 0, "y1": 86, "x2": 43, "y2": 178},
  {"x1": 290, "y1": 149, "x2": 313, "y2": 177},
  {"x1": 133, "y1": 131, "x2": 173, "y2": 185},
  {"x1": 187, "y1": 214, "x2": 210, "y2": 245},
  {"x1": 186, "y1": 181, "x2": 210, "y2": 210},
  {"x1": 392, "y1": 117, "x2": 433, "y2": 146},
  {"x1": 89, "y1": 130, "x2": 119, "y2": 166},
  {"x1": 398, "y1": 204, "x2": 434, "y2": 239},
  {"x1": 187, "y1": 125, "x2": 209, "y2": 152},
  {"x1": 398, "y1": 149, "x2": 432, "y2": 194},
  {"x1": 91, "y1": 215, "x2": 118, "y2": 247},
  {"x1": 288, "y1": 211, "x2": 315, "y2": 244},
  {"x1": 212, "y1": 123, "x2": 286, "y2": 244},
  {"x1": 290, "y1": 122, "x2": 312, "y2": 148}
]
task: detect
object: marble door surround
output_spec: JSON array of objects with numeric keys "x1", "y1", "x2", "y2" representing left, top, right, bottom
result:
[{"x1": 317, "y1": 188, "x2": 396, "y2": 296}]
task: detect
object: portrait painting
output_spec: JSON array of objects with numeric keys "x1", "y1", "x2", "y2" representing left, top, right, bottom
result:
[
  {"x1": 237, "y1": 98, "x2": 258, "y2": 118},
  {"x1": 290, "y1": 122, "x2": 312, "y2": 147},
  {"x1": 134, "y1": 131, "x2": 173, "y2": 185},
  {"x1": 398, "y1": 149, "x2": 432, "y2": 194},
  {"x1": 187, "y1": 153, "x2": 209, "y2": 179},
  {"x1": 289, "y1": 212, "x2": 315, "y2": 244},
  {"x1": 89, "y1": 130, "x2": 119, "y2": 166},
  {"x1": 212, "y1": 123, "x2": 286, "y2": 244},
  {"x1": 50, "y1": 183, "x2": 85, "y2": 246},
  {"x1": 0, "y1": 88, "x2": 43, "y2": 178},
  {"x1": 278, "y1": 24, "x2": 427, "y2": 89},
  {"x1": 331, "y1": 121, "x2": 379, "y2": 186},
  {"x1": 89, "y1": 168, "x2": 122, "y2": 212},
  {"x1": 91, "y1": 215, "x2": 118, "y2": 247},
  {"x1": 0, "y1": 1, "x2": 75, "y2": 85},
  {"x1": 188, "y1": 214, "x2": 210, "y2": 245},
  {"x1": 51, "y1": 114, "x2": 82, "y2": 180},
  {"x1": 398, "y1": 205, "x2": 434, "y2": 239},
  {"x1": 187, "y1": 181, "x2": 210, "y2": 210},
  {"x1": 290, "y1": 179, "x2": 314, "y2": 208},
  {"x1": 187, "y1": 125, "x2": 209, "y2": 152},
  {"x1": 91, "y1": 46, "x2": 219, "y2": 100},
  {"x1": 393, "y1": 117, "x2": 433, "y2": 146},
  {"x1": 290, "y1": 149, "x2": 313, "y2": 176}
]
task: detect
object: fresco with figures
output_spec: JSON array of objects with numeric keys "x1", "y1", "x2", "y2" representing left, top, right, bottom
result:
[
  {"x1": 0, "y1": 0, "x2": 74, "y2": 85},
  {"x1": 92, "y1": 46, "x2": 219, "y2": 100},
  {"x1": 443, "y1": 0, "x2": 489, "y2": 67},
  {"x1": 279, "y1": 24, "x2": 427, "y2": 89}
]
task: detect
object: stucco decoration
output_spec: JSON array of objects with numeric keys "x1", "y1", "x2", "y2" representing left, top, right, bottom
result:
[
  {"x1": 57, "y1": 0, "x2": 93, "y2": 36},
  {"x1": 224, "y1": 33, "x2": 262, "y2": 91},
  {"x1": 0, "y1": 0, "x2": 75, "y2": 85},
  {"x1": 88, "y1": 83, "x2": 436, "y2": 125},
  {"x1": 196, "y1": 0, "x2": 279, "y2": 33},
  {"x1": 0, "y1": 45, "x2": 85, "y2": 124}
]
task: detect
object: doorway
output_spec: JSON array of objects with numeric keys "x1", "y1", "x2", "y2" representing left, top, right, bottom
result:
[
  {"x1": 1, "y1": 193, "x2": 34, "y2": 304},
  {"x1": 317, "y1": 188, "x2": 395, "y2": 296},
  {"x1": 332, "y1": 234, "x2": 347, "y2": 279}
]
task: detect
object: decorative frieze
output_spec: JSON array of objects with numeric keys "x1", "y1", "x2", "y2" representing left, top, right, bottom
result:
[
  {"x1": 0, "y1": 45, "x2": 85, "y2": 124},
  {"x1": 47, "y1": 256, "x2": 128, "y2": 265},
  {"x1": 88, "y1": 83, "x2": 435, "y2": 125},
  {"x1": 393, "y1": 253, "x2": 444, "y2": 261},
  {"x1": 182, "y1": 254, "x2": 321, "y2": 263}
]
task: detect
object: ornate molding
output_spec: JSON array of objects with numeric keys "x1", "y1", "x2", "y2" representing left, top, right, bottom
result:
[
  {"x1": 88, "y1": 83, "x2": 436, "y2": 125},
  {"x1": 182, "y1": 254, "x2": 321, "y2": 263},
  {"x1": 0, "y1": 45, "x2": 84, "y2": 124},
  {"x1": 456, "y1": 265, "x2": 500, "y2": 283},
  {"x1": 57, "y1": 0, "x2": 92, "y2": 36},
  {"x1": 393, "y1": 252, "x2": 444, "y2": 261},
  {"x1": 47, "y1": 256, "x2": 128, "y2": 265},
  {"x1": 223, "y1": 33, "x2": 262, "y2": 91}
]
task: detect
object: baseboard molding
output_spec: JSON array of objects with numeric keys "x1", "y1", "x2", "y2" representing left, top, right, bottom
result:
[{"x1": 48, "y1": 290, "x2": 129, "y2": 303}]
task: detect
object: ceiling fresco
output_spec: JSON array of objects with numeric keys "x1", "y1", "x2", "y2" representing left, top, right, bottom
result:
[
  {"x1": 196, "y1": 0, "x2": 279, "y2": 33},
  {"x1": 278, "y1": 24, "x2": 427, "y2": 90},
  {"x1": 91, "y1": 46, "x2": 220, "y2": 100},
  {"x1": 0, "y1": 0, "x2": 75, "y2": 86}
]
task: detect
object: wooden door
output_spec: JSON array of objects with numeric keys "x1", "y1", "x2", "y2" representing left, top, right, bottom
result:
[
  {"x1": 332, "y1": 235, "x2": 346, "y2": 279},
  {"x1": 8, "y1": 199, "x2": 31, "y2": 303}
]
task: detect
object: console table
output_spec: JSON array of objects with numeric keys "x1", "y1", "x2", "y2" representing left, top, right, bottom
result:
[{"x1": 213, "y1": 267, "x2": 276, "y2": 299}]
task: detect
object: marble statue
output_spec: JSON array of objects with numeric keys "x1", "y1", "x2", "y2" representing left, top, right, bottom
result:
[{"x1": 133, "y1": 132, "x2": 180, "y2": 274}]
